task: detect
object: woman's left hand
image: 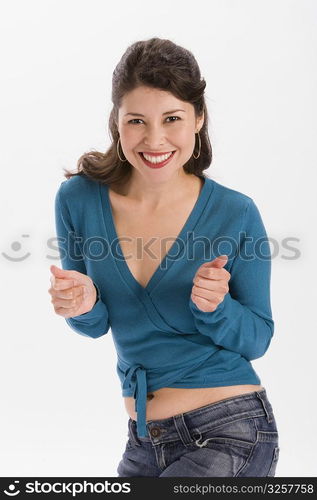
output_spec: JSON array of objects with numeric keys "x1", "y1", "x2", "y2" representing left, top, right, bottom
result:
[{"x1": 190, "y1": 255, "x2": 231, "y2": 312}]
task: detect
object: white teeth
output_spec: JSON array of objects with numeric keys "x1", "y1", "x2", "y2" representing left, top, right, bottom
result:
[{"x1": 142, "y1": 152, "x2": 173, "y2": 163}]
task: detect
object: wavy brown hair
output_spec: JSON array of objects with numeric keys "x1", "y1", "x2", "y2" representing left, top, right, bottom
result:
[{"x1": 63, "y1": 37, "x2": 212, "y2": 187}]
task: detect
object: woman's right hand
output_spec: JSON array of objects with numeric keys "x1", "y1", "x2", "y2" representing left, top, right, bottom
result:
[{"x1": 48, "y1": 265, "x2": 97, "y2": 318}]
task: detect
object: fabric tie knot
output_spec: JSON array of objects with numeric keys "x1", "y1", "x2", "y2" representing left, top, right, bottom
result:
[{"x1": 122, "y1": 364, "x2": 148, "y2": 437}]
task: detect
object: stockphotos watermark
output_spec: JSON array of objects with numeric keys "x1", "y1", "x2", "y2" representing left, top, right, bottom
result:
[
  {"x1": 2, "y1": 231, "x2": 300, "y2": 268},
  {"x1": 2, "y1": 479, "x2": 131, "y2": 496}
]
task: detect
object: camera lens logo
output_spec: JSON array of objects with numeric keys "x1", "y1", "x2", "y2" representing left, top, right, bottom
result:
[
  {"x1": 2, "y1": 235, "x2": 31, "y2": 262},
  {"x1": 3, "y1": 481, "x2": 20, "y2": 496}
]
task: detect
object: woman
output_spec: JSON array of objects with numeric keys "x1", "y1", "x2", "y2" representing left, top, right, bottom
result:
[{"x1": 49, "y1": 37, "x2": 280, "y2": 477}]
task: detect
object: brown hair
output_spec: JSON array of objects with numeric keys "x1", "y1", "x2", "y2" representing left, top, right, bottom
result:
[{"x1": 63, "y1": 37, "x2": 212, "y2": 187}]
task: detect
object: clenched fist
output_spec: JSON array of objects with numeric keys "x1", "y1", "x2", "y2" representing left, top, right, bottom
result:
[
  {"x1": 191, "y1": 255, "x2": 231, "y2": 313},
  {"x1": 48, "y1": 265, "x2": 97, "y2": 318}
]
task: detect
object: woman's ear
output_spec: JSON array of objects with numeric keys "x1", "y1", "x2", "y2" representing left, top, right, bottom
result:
[{"x1": 196, "y1": 112, "x2": 204, "y2": 132}]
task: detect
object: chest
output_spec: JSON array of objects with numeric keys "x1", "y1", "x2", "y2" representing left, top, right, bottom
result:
[{"x1": 109, "y1": 194, "x2": 198, "y2": 289}]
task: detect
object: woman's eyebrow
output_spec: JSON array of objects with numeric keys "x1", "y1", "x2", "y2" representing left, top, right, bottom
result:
[{"x1": 124, "y1": 109, "x2": 186, "y2": 117}]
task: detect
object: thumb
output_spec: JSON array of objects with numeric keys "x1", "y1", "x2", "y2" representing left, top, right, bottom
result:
[
  {"x1": 203, "y1": 254, "x2": 228, "y2": 269},
  {"x1": 50, "y1": 264, "x2": 71, "y2": 277}
]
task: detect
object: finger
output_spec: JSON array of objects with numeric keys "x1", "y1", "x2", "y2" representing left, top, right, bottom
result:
[
  {"x1": 56, "y1": 285, "x2": 85, "y2": 300},
  {"x1": 54, "y1": 306, "x2": 79, "y2": 318},
  {"x1": 52, "y1": 286, "x2": 85, "y2": 307},
  {"x1": 50, "y1": 264, "x2": 76, "y2": 278},
  {"x1": 191, "y1": 293, "x2": 222, "y2": 312},
  {"x1": 53, "y1": 293, "x2": 84, "y2": 309},
  {"x1": 50, "y1": 265, "x2": 79, "y2": 286},
  {"x1": 193, "y1": 275, "x2": 219, "y2": 291},
  {"x1": 211, "y1": 255, "x2": 228, "y2": 268},
  {"x1": 196, "y1": 267, "x2": 228, "y2": 281},
  {"x1": 192, "y1": 294, "x2": 210, "y2": 305},
  {"x1": 192, "y1": 286, "x2": 223, "y2": 303},
  {"x1": 53, "y1": 297, "x2": 76, "y2": 309},
  {"x1": 201, "y1": 255, "x2": 228, "y2": 269},
  {"x1": 194, "y1": 276, "x2": 229, "y2": 293},
  {"x1": 53, "y1": 278, "x2": 75, "y2": 291}
]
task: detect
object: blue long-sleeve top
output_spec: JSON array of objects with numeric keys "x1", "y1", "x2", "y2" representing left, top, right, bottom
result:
[{"x1": 54, "y1": 173, "x2": 274, "y2": 438}]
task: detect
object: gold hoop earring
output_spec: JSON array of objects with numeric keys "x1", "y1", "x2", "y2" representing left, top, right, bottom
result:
[
  {"x1": 193, "y1": 131, "x2": 201, "y2": 159},
  {"x1": 117, "y1": 138, "x2": 127, "y2": 162}
]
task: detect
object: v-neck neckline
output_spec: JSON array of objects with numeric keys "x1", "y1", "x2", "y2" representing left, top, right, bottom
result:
[{"x1": 99, "y1": 175, "x2": 214, "y2": 297}]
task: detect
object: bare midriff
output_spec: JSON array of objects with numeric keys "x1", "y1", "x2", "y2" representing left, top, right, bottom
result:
[{"x1": 124, "y1": 385, "x2": 264, "y2": 422}]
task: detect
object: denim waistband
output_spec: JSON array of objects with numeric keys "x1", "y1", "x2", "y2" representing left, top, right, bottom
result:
[{"x1": 128, "y1": 388, "x2": 274, "y2": 446}]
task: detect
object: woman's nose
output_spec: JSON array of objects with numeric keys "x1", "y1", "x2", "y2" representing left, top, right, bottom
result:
[{"x1": 142, "y1": 125, "x2": 167, "y2": 146}]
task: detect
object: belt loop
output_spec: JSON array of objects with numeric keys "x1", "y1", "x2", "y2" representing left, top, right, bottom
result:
[
  {"x1": 173, "y1": 414, "x2": 193, "y2": 446},
  {"x1": 256, "y1": 390, "x2": 272, "y2": 423}
]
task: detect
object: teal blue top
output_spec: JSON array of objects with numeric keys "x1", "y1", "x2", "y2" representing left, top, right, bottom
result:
[{"x1": 54, "y1": 173, "x2": 274, "y2": 438}]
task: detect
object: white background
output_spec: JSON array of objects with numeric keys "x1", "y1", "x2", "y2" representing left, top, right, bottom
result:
[{"x1": 0, "y1": 0, "x2": 316, "y2": 477}]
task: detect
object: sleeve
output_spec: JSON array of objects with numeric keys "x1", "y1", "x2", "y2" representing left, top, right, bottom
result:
[
  {"x1": 188, "y1": 198, "x2": 274, "y2": 361},
  {"x1": 54, "y1": 185, "x2": 110, "y2": 339}
]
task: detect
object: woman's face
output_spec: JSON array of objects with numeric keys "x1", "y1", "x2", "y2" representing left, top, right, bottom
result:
[{"x1": 117, "y1": 86, "x2": 204, "y2": 180}]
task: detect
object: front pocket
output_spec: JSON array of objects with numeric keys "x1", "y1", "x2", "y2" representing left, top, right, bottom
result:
[
  {"x1": 181, "y1": 435, "x2": 255, "y2": 477},
  {"x1": 191, "y1": 416, "x2": 258, "y2": 448}
]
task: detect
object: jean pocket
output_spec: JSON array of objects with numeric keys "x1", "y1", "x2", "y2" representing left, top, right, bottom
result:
[
  {"x1": 180, "y1": 418, "x2": 257, "y2": 477},
  {"x1": 191, "y1": 417, "x2": 258, "y2": 448}
]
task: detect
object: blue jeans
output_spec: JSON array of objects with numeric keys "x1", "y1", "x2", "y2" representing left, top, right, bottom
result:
[{"x1": 117, "y1": 388, "x2": 280, "y2": 477}]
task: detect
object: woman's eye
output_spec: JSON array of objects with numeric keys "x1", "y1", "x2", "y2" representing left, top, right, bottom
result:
[
  {"x1": 128, "y1": 119, "x2": 143, "y2": 124},
  {"x1": 128, "y1": 116, "x2": 180, "y2": 125},
  {"x1": 166, "y1": 116, "x2": 180, "y2": 122}
]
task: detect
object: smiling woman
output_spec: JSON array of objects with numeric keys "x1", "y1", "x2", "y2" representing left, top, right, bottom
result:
[
  {"x1": 115, "y1": 83, "x2": 205, "y2": 182},
  {"x1": 52, "y1": 37, "x2": 279, "y2": 478},
  {"x1": 62, "y1": 37, "x2": 211, "y2": 187}
]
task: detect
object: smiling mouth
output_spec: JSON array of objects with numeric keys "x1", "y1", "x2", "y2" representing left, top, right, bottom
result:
[{"x1": 138, "y1": 150, "x2": 176, "y2": 168}]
